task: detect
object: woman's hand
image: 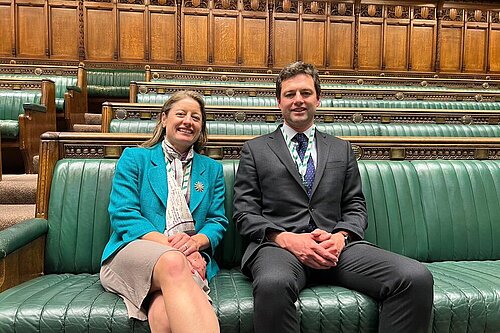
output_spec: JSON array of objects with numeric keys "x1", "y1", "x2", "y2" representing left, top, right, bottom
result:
[
  {"x1": 168, "y1": 232, "x2": 199, "y2": 256},
  {"x1": 186, "y1": 251, "x2": 207, "y2": 279}
]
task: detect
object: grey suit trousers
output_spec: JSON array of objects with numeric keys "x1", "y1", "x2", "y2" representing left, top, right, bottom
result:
[{"x1": 248, "y1": 241, "x2": 433, "y2": 333}]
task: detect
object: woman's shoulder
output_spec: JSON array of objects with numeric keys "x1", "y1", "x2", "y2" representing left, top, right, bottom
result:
[{"x1": 194, "y1": 153, "x2": 222, "y2": 169}]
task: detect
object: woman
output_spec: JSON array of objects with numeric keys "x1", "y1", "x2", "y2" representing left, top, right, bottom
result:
[{"x1": 100, "y1": 91, "x2": 228, "y2": 333}]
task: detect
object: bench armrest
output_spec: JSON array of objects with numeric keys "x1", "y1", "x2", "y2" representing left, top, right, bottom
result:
[
  {"x1": 67, "y1": 85, "x2": 82, "y2": 93},
  {"x1": 0, "y1": 218, "x2": 48, "y2": 258},
  {"x1": 0, "y1": 218, "x2": 47, "y2": 291},
  {"x1": 23, "y1": 103, "x2": 47, "y2": 113}
]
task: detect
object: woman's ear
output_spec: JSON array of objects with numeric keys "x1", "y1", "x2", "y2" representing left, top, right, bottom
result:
[{"x1": 161, "y1": 112, "x2": 168, "y2": 128}]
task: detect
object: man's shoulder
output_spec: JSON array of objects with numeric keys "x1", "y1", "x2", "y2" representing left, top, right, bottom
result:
[{"x1": 316, "y1": 129, "x2": 350, "y2": 145}]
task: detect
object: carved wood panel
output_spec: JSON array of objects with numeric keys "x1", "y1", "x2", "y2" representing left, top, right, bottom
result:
[
  {"x1": 302, "y1": 20, "x2": 325, "y2": 67},
  {"x1": 464, "y1": 27, "x2": 487, "y2": 72},
  {"x1": 84, "y1": 6, "x2": 115, "y2": 60},
  {"x1": 118, "y1": 10, "x2": 146, "y2": 60},
  {"x1": 359, "y1": 24, "x2": 382, "y2": 69},
  {"x1": 213, "y1": 16, "x2": 238, "y2": 65},
  {"x1": 183, "y1": 14, "x2": 208, "y2": 64},
  {"x1": 410, "y1": 25, "x2": 435, "y2": 71},
  {"x1": 241, "y1": 17, "x2": 267, "y2": 67},
  {"x1": 149, "y1": 11, "x2": 176, "y2": 62},
  {"x1": 49, "y1": 5, "x2": 79, "y2": 59},
  {"x1": 274, "y1": 19, "x2": 298, "y2": 67},
  {"x1": 17, "y1": 4, "x2": 46, "y2": 57},
  {"x1": 0, "y1": 3, "x2": 13, "y2": 56},
  {"x1": 440, "y1": 27, "x2": 463, "y2": 72},
  {"x1": 384, "y1": 24, "x2": 408, "y2": 70},
  {"x1": 329, "y1": 21, "x2": 354, "y2": 69}
]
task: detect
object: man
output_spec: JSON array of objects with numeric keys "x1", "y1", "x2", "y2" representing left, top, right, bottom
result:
[{"x1": 233, "y1": 62, "x2": 434, "y2": 333}]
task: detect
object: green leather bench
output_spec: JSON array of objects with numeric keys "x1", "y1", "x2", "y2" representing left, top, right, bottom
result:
[
  {"x1": 88, "y1": 69, "x2": 144, "y2": 98},
  {"x1": 0, "y1": 63, "x2": 87, "y2": 130},
  {"x1": 135, "y1": 92, "x2": 500, "y2": 110},
  {"x1": 0, "y1": 134, "x2": 499, "y2": 332},
  {"x1": 0, "y1": 78, "x2": 56, "y2": 173},
  {"x1": 108, "y1": 120, "x2": 500, "y2": 138}
]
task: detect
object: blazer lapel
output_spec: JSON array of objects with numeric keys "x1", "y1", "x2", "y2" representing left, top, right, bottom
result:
[
  {"x1": 267, "y1": 128, "x2": 306, "y2": 191},
  {"x1": 189, "y1": 153, "x2": 207, "y2": 213},
  {"x1": 148, "y1": 144, "x2": 168, "y2": 207},
  {"x1": 311, "y1": 130, "x2": 330, "y2": 195}
]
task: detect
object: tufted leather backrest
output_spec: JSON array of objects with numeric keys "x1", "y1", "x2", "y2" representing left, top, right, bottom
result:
[
  {"x1": 0, "y1": 90, "x2": 42, "y2": 120},
  {"x1": 45, "y1": 159, "x2": 116, "y2": 274},
  {"x1": 379, "y1": 123, "x2": 500, "y2": 137},
  {"x1": 0, "y1": 75, "x2": 76, "y2": 111},
  {"x1": 413, "y1": 160, "x2": 500, "y2": 261},
  {"x1": 43, "y1": 158, "x2": 500, "y2": 274}
]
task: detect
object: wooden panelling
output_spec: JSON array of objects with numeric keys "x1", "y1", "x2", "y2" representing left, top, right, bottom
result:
[
  {"x1": 118, "y1": 10, "x2": 145, "y2": 60},
  {"x1": 241, "y1": 17, "x2": 267, "y2": 67},
  {"x1": 213, "y1": 16, "x2": 237, "y2": 65},
  {"x1": 17, "y1": 4, "x2": 46, "y2": 57},
  {"x1": 329, "y1": 21, "x2": 353, "y2": 69},
  {"x1": 358, "y1": 24, "x2": 382, "y2": 69},
  {"x1": 5, "y1": 1, "x2": 500, "y2": 76},
  {"x1": 464, "y1": 28, "x2": 487, "y2": 72},
  {"x1": 302, "y1": 20, "x2": 325, "y2": 68},
  {"x1": 49, "y1": 6, "x2": 79, "y2": 59},
  {"x1": 410, "y1": 25, "x2": 435, "y2": 71},
  {"x1": 149, "y1": 11, "x2": 176, "y2": 62},
  {"x1": 274, "y1": 19, "x2": 298, "y2": 67},
  {"x1": 440, "y1": 27, "x2": 463, "y2": 72},
  {"x1": 85, "y1": 6, "x2": 115, "y2": 60},
  {"x1": 183, "y1": 14, "x2": 208, "y2": 64},
  {"x1": 490, "y1": 28, "x2": 500, "y2": 72},
  {"x1": 384, "y1": 24, "x2": 408, "y2": 70},
  {"x1": 0, "y1": 3, "x2": 12, "y2": 56}
]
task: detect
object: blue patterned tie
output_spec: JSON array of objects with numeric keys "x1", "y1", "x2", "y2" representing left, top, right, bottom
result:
[{"x1": 293, "y1": 133, "x2": 315, "y2": 197}]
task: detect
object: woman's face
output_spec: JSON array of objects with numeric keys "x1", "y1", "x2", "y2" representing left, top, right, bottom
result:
[{"x1": 161, "y1": 97, "x2": 203, "y2": 153}]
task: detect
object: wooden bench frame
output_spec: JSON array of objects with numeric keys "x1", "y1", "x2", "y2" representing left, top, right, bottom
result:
[
  {"x1": 1, "y1": 78, "x2": 56, "y2": 173},
  {"x1": 130, "y1": 80, "x2": 500, "y2": 104},
  {"x1": 101, "y1": 101, "x2": 500, "y2": 133},
  {"x1": 0, "y1": 62, "x2": 87, "y2": 130}
]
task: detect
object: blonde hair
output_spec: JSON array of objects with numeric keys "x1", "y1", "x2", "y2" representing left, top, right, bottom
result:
[{"x1": 141, "y1": 90, "x2": 207, "y2": 152}]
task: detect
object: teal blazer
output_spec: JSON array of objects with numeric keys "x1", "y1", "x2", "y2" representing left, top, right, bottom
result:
[{"x1": 101, "y1": 143, "x2": 229, "y2": 281}]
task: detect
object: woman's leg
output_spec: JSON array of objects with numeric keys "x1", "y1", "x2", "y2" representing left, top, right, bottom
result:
[
  {"x1": 148, "y1": 291, "x2": 171, "y2": 333},
  {"x1": 150, "y1": 251, "x2": 219, "y2": 333}
]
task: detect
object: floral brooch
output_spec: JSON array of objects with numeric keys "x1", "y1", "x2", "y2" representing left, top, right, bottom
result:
[{"x1": 194, "y1": 181, "x2": 205, "y2": 192}]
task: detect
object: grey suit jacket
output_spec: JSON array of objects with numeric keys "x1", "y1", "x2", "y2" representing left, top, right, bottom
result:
[{"x1": 233, "y1": 127, "x2": 368, "y2": 275}]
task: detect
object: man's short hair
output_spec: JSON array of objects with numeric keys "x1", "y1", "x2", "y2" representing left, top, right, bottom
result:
[{"x1": 276, "y1": 61, "x2": 321, "y2": 100}]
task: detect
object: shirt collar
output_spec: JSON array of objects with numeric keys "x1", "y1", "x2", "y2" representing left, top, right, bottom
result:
[{"x1": 282, "y1": 122, "x2": 314, "y2": 143}]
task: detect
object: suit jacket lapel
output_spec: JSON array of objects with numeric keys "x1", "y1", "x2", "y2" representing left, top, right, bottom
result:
[
  {"x1": 312, "y1": 130, "x2": 330, "y2": 195},
  {"x1": 148, "y1": 144, "x2": 168, "y2": 207},
  {"x1": 267, "y1": 128, "x2": 306, "y2": 191},
  {"x1": 189, "y1": 153, "x2": 207, "y2": 213}
]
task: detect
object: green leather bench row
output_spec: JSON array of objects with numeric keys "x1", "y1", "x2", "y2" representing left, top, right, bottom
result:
[
  {"x1": 88, "y1": 70, "x2": 144, "y2": 98},
  {"x1": 0, "y1": 74, "x2": 76, "y2": 112},
  {"x1": 109, "y1": 120, "x2": 500, "y2": 137},
  {"x1": 0, "y1": 90, "x2": 41, "y2": 139},
  {"x1": 136, "y1": 93, "x2": 500, "y2": 109},
  {"x1": 0, "y1": 158, "x2": 499, "y2": 332}
]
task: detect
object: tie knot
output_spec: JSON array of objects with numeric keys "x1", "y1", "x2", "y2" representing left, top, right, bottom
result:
[{"x1": 293, "y1": 133, "x2": 308, "y2": 145}]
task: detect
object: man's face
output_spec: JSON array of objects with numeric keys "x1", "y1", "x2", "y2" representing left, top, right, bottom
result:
[{"x1": 278, "y1": 74, "x2": 320, "y2": 132}]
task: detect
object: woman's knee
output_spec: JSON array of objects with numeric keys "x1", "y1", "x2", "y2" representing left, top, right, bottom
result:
[{"x1": 154, "y1": 251, "x2": 190, "y2": 280}]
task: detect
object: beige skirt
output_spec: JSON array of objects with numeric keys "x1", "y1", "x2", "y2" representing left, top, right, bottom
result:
[{"x1": 100, "y1": 239, "x2": 210, "y2": 321}]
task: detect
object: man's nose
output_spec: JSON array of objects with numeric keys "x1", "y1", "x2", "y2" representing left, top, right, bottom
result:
[{"x1": 293, "y1": 91, "x2": 304, "y2": 104}]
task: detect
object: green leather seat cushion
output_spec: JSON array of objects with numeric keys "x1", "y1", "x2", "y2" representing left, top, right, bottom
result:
[
  {"x1": 0, "y1": 119, "x2": 19, "y2": 139},
  {"x1": 2, "y1": 159, "x2": 500, "y2": 332},
  {"x1": 1, "y1": 262, "x2": 499, "y2": 332}
]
